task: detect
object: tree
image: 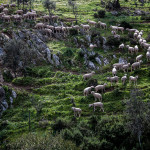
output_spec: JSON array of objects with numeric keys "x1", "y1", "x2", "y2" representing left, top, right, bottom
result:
[
  {"x1": 43, "y1": 0, "x2": 56, "y2": 24},
  {"x1": 3, "y1": 39, "x2": 32, "y2": 77},
  {"x1": 68, "y1": 0, "x2": 78, "y2": 24},
  {"x1": 124, "y1": 89, "x2": 148, "y2": 149}
]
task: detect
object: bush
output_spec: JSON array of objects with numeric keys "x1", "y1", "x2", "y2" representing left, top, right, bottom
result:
[
  {"x1": 106, "y1": 36, "x2": 121, "y2": 47},
  {"x1": 70, "y1": 29, "x2": 78, "y2": 36},
  {"x1": 119, "y1": 21, "x2": 132, "y2": 29},
  {"x1": 98, "y1": 10, "x2": 106, "y2": 18},
  {"x1": 63, "y1": 48, "x2": 74, "y2": 57}
]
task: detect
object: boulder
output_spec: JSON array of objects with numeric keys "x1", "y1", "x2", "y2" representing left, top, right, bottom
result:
[{"x1": 52, "y1": 54, "x2": 60, "y2": 66}]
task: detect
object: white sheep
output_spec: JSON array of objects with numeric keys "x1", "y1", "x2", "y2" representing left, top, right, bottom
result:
[
  {"x1": 126, "y1": 28, "x2": 137, "y2": 33},
  {"x1": 136, "y1": 54, "x2": 143, "y2": 62},
  {"x1": 111, "y1": 30, "x2": 116, "y2": 35},
  {"x1": 95, "y1": 83, "x2": 107, "y2": 93},
  {"x1": 91, "y1": 91, "x2": 102, "y2": 102},
  {"x1": 146, "y1": 50, "x2": 150, "y2": 61},
  {"x1": 113, "y1": 63, "x2": 124, "y2": 70},
  {"x1": 89, "y1": 102, "x2": 104, "y2": 112},
  {"x1": 107, "y1": 76, "x2": 119, "y2": 86},
  {"x1": 112, "y1": 66, "x2": 117, "y2": 76},
  {"x1": 98, "y1": 21, "x2": 107, "y2": 29},
  {"x1": 83, "y1": 71, "x2": 95, "y2": 80},
  {"x1": 72, "y1": 107, "x2": 82, "y2": 117},
  {"x1": 89, "y1": 44, "x2": 97, "y2": 50},
  {"x1": 126, "y1": 45, "x2": 134, "y2": 54},
  {"x1": 121, "y1": 74, "x2": 127, "y2": 85},
  {"x1": 84, "y1": 86, "x2": 94, "y2": 96},
  {"x1": 119, "y1": 43, "x2": 124, "y2": 50},
  {"x1": 134, "y1": 45, "x2": 139, "y2": 54},
  {"x1": 131, "y1": 60, "x2": 142, "y2": 71},
  {"x1": 129, "y1": 76, "x2": 138, "y2": 86},
  {"x1": 117, "y1": 27, "x2": 124, "y2": 34},
  {"x1": 110, "y1": 25, "x2": 118, "y2": 32},
  {"x1": 122, "y1": 63, "x2": 130, "y2": 72}
]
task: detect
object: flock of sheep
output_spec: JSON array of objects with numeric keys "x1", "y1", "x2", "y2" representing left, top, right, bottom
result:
[
  {"x1": 0, "y1": 3, "x2": 149, "y2": 118},
  {"x1": 72, "y1": 21, "x2": 150, "y2": 117}
]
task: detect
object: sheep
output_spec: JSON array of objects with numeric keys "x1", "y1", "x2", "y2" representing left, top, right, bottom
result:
[
  {"x1": 16, "y1": 10, "x2": 23, "y2": 15},
  {"x1": 142, "y1": 43, "x2": 150, "y2": 49},
  {"x1": 122, "y1": 63, "x2": 130, "y2": 72},
  {"x1": 87, "y1": 19, "x2": 97, "y2": 27},
  {"x1": 84, "y1": 86, "x2": 94, "y2": 96},
  {"x1": 55, "y1": 26, "x2": 62, "y2": 34},
  {"x1": 137, "y1": 34, "x2": 142, "y2": 40},
  {"x1": 83, "y1": 71, "x2": 95, "y2": 80},
  {"x1": 91, "y1": 91, "x2": 102, "y2": 102},
  {"x1": 119, "y1": 43, "x2": 124, "y2": 50},
  {"x1": 126, "y1": 28, "x2": 137, "y2": 33},
  {"x1": 35, "y1": 23, "x2": 45, "y2": 30},
  {"x1": 42, "y1": 15, "x2": 50, "y2": 22},
  {"x1": 81, "y1": 24, "x2": 90, "y2": 32},
  {"x1": 113, "y1": 63, "x2": 124, "y2": 70},
  {"x1": 146, "y1": 50, "x2": 150, "y2": 61},
  {"x1": 44, "y1": 29, "x2": 52, "y2": 37},
  {"x1": 89, "y1": 43, "x2": 97, "y2": 50},
  {"x1": 121, "y1": 74, "x2": 127, "y2": 85},
  {"x1": 139, "y1": 39, "x2": 143, "y2": 45},
  {"x1": 107, "y1": 76, "x2": 119, "y2": 86},
  {"x1": 136, "y1": 54, "x2": 143, "y2": 62},
  {"x1": 134, "y1": 45, "x2": 139, "y2": 54},
  {"x1": 110, "y1": 25, "x2": 118, "y2": 32},
  {"x1": 98, "y1": 21, "x2": 107, "y2": 29},
  {"x1": 131, "y1": 60, "x2": 142, "y2": 71},
  {"x1": 126, "y1": 45, "x2": 134, "y2": 54},
  {"x1": 95, "y1": 83, "x2": 107, "y2": 93},
  {"x1": 112, "y1": 66, "x2": 117, "y2": 76},
  {"x1": 134, "y1": 32, "x2": 138, "y2": 39},
  {"x1": 72, "y1": 107, "x2": 82, "y2": 117},
  {"x1": 117, "y1": 27, "x2": 124, "y2": 34},
  {"x1": 89, "y1": 102, "x2": 104, "y2": 112},
  {"x1": 3, "y1": 8, "x2": 8, "y2": 14},
  {"x1": 129, "y1": 76, "x2": 138, "y2": 86}
]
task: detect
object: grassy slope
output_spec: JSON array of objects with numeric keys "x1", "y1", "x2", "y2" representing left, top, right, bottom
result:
[{"x1": 1, "y1": 0, "x2": 150, "y2": 147}]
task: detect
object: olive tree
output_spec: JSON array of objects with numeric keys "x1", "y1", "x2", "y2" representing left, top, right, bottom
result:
[{"x1": 43, "y1": 0, "x2": 56, "y2": 24}]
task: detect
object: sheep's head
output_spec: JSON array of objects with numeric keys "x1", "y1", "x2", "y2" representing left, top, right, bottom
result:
[
  {"x1": 72, "y1": 107, "x2": 75, "y2": 110},
  {"x1": 91, "y1": 71, "x2": 95, "y2": 74},
  {"x1": 126, "y1": 45, "x2": 129, "y2": 48},
  {"x1": 136, "y1": 75, "x2": 138, "y2": 79},
  {"x1": 128, "y1": 63, "x2": 130, "y2": 65},
  {"x1": 91, "y1": 86, "x2": 94, "y2": 89},
  {"x1": 106, "y1": 77, "x2": 110, "y2": 80},
  {"x1": 104, "y1": 83, "x2": 107, "y2": 86},
  {"x1": 89, "y1": 104, "x2": 93, "y2": 107},
  {"x1": 126, "y1": 28, "x2": 129, "y2": 30},
  {"x1": 140, "y1": 60, "x2": 143, "y2": 63}
]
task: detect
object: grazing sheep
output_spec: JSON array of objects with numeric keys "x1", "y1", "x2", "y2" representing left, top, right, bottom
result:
[
  {"x1": 84, "y1": 86, "x2": 94, "y2": 96},
  {"x1": 81, "y1": 24, "x2": 90, "y2": 32},
  {"x1": 131, "y1": 60, "x2": 142, "y2": 71},
  {"x1": 112, "y1": 66, "x2": 117, "y2": 76},
  {"x1": 119, "y1": 43, "x2": 124, "y2": 50},
  {"x1": 3, "y1": 8, "x2": 8, "y2": 14},
  {"x1": 35, "y1": 23, "x2": 45, "y2": 30},
  {"x1": 89, "y1": 44, "x2": 97, "y2": 50},
  {"x1": 89, "y1": 102, "x2": 104, "y2": 112},
  {"x1": 134, "y1": 45, "x2": 139, "y2": 54},
  {"x1": 122, "y1": 63, "x2": 130, "y2": 72},
  {"x1": 98, "y1": 21, "x2": 107, "y2": 29},
  {"x1": 83, "y1": 71, "x2": 95, "y2": 80},
  {"x1": 87, "y1": 19, "x2": 97, "y2": 27},
  {"x1": 146, "y1": 49, "x2": 150, "y2": 61},
  {"x1": 121, "y1": 74, "x2": 127, "y2": 85},
  {"x1": 110, "y1": 25, "x2": 118, "y2": 32},
  {"x1": 126, "y1": 28, "x2": 137, "y2": 33},
  {"x1": 137, "y1": 34, "x2": 142, "y2": 40},
  {"x1": 142, "y1": 43, "x2": 150, "y2": 49},
  {"x1": 134, "y1": 32, "x2": 138, "y2": 39},
  {"x1": 136, "y1": 54, "x2": 143, "y2": 62},
  {"x1": 72, "y1": 107, "x2": 82, "y2": 117},
  {"x1": 129, "y1": 76, "x2": 138, "y2": 86},
  {"x1": 91, "y1": 91, "x2": 102, "y2": 102},
  {"x1": 107, "y1": 76, "x2": 119, "y2": 86},
  {"x1": 113, "y1": 63, "x2": 124, "y2": 70},
  {"x1": 117, "y1": 27, "x2": 124, "y2": 34},
  {"x1": 95, "y1": 83, "x2": 107, "y2": 93},
  {"x1": 16, "y1": 10, "x2": 23, "y2": 15},
  {"x1": 126, "y1": 45, "x2": 134, "y2": 54}
]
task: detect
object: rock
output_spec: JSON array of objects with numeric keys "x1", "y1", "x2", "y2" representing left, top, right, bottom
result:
[
  {"x1": 103, "y1": 57, "x2": 109, "y2": 66},
  {"x1": 85, "y1": 35, "x2": 91, "y2": 43},
  {"x1": 18, "y1": 31, "x2": 25, "y2": 39},
  {"x1": 95, "y1": 57, "x2": 102, "y2": 65},
  {"x1": 119, "y1": 57, "x2": 127, "y2": 64},
  {"x1": 88, "y1": 51, "x2": 96, "y2": 57},
  {"x1": 12, "y1": 90, "x2": 17, "y2": 99},
  {"x1": 134, "y1": 10, "x2": 142, "y2": 15},
  {"x1": 45, "y1": 48, "x2": 54, "y2": 64},
  {"x1": 0, "y1": 87, "x2": 8, "y2": 117},
  {"x1": 0, "y1": 47, "x2": 6, "y2": 64},
  {"x1": 9, "y1": 97, "x2": 13, "y2": 108},
  {"x1": 52, "y1": 54, "x2": 60, "y2": 66},
  {"x1": 88, "y1": 61, "x2": 96, "y2": 70},
  {"x1": 111, "y1": 11, "x2": 118, "y2": 16}
]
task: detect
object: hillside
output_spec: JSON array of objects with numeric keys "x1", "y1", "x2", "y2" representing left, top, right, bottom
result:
[{"x1": 0, "y1": 0, "x2": 150, "y2": 149}]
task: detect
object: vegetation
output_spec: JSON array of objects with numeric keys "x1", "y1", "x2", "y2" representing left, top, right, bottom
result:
[{"x1": 1, "y1": 0, "x2": 150, "y2": 149}]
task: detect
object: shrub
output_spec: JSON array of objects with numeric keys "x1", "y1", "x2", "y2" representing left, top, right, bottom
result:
[
  {"x1": 70, "y1": 29, "x2": 78, "y2": 36},
  {"x1": 98, "y1": 10, "x2": 106, "y2": 18},
  {"x1": 63, "y1": 48, "x2": 74, "y2": 57},
  {"x1": 119, "y1": 21, "x2": 132, "y2": 29},
  {"x1": 106, "y1": 36, "x2": 121, "y2": 47}
]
